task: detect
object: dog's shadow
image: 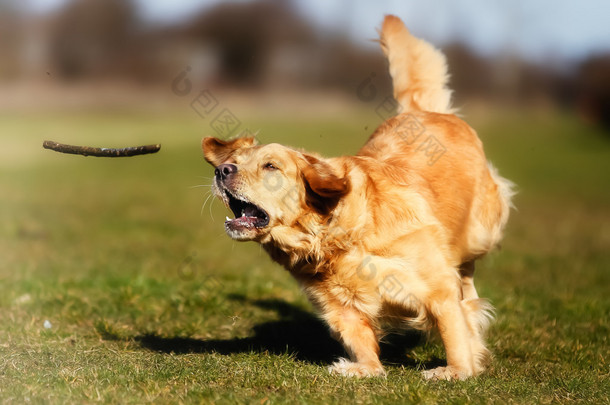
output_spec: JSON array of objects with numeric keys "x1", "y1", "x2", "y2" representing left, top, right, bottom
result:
[{"x1": 134, "y1": 295, "x2": 441, "y2": 368}]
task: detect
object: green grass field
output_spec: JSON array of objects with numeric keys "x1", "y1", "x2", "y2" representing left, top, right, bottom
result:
[{"x1": 1, "y1": 108, "x2": 609, "y2": 404}]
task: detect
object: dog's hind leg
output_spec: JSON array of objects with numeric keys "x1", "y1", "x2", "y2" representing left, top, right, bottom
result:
[
  {"x1": 461, "y1": 298, "x2": 494, "y2": 374},
  {"x1": 423, "y1": 287, "x2": 476, "y2": 380},
  {"x1": 459, "y1": 260, "x2": 494, "y2": 373},
  {"x1": 459, "y1": 260, "x2": 478, "y2": 300}
]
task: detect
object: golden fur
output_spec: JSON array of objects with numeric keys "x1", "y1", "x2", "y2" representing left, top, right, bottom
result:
[{"x1": 202, "y1": 15, "x2": 514, "y2": 380}]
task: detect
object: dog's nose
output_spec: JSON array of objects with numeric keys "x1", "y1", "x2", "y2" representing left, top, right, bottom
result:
[{"x1": 215, "y1": 163, "x2": 238, "y2": 180}]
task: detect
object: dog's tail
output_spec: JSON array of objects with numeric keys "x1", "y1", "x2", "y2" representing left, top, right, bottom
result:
[{"x1": 379, "y1": 15, "x2": 454, "y2": 114}]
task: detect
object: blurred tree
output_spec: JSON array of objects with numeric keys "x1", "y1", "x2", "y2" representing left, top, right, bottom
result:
[
  {"x1": 177, "y1": 0, "x2": 391, "y2": 93},
  {"x1": 444, "y1": 44, "x2": 494, "y2": 103},
  {"x1": 181, "y1": 0, "x2": 314, "y2": 87},
  {"x1": 0, "y1": 0, "x2": 26, "y2": 79},
  {"x1": 50, "y1": 0, "x2": 138, "y2": 80},
  {"x1": 576, "y1": 55, "x2": 610, "y2": 130}
]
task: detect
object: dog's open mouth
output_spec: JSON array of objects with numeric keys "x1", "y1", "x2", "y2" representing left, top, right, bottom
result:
[{"x1": 224, "y1": 190, "x2": 269, "y2": 229}]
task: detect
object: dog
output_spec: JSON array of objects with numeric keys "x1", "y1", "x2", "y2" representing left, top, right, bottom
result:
[{"x1": 201, "y1": 15, "x2": 514, "y2": 380}]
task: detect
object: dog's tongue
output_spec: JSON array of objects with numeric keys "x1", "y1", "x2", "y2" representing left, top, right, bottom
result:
[{"x1": 225, "y1": 214, "x2": 258, "y2": 227}]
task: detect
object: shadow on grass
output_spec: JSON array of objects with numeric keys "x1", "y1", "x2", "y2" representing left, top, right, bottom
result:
[{"x1": 111, "y1": 295, "x2": 442, "y2": 368}]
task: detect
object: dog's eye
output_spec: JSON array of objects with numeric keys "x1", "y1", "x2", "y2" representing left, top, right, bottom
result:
[{"x1": 263, "y1": 162, "x2": 278, "y2": 170}]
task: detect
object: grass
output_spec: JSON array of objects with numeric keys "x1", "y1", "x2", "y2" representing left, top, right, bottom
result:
[{"x1": 0, "y1": 107, "x2": 609, "y2": 404}]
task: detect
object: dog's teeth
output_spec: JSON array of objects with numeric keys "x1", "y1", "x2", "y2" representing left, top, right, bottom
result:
[
  {"x1": 225, "y1": 216, "x2": 230, "y2": 221},
  {"x1": 241, "y1": 212, "x2": 246, "y2": 217}
]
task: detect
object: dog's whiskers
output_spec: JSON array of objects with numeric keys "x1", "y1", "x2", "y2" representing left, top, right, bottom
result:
[
  {"x1": 191, "y1": 181, "x2": 220, "y2": 222},
  {"x1": 200, "y1": 189, "x2": 215, "y2": 220},
  {"x1": 208, "y1": 190, "x2": 216, "y2": 220}
]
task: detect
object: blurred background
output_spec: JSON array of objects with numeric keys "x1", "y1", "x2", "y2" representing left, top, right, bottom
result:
[
  {"x1": 1, "y1": 0, "x2": 610, "y2": 293},
  {"x1": 1, "y1": 0, "x2": 609, "y2": 124},
  {"x1": 1, "y1": 0, "x2": 609, "y2": 276},
  {"x1": 1, "y1": 3, "x2": 609, "y2": 400}
]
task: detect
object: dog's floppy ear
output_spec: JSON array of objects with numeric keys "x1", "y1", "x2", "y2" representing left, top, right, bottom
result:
[
  {"x1": 202, "y1": 136, "x2": 256, "y2": 166},
  {"x1": 300, "y1": 154, "x2": 350, "y2": 214}
]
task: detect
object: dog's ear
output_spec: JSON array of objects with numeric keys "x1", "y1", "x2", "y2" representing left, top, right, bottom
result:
[
  {"x1": 202, "y1": 136, "x2": 256, "y2": 166},
  {"x1": 300, "y1": 154, "x2": 350, "y2": 213}
]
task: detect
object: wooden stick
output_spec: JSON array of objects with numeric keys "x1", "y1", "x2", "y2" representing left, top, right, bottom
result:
[{"x1": 43, "y1": 140, "x2": 161, "y2": 157}]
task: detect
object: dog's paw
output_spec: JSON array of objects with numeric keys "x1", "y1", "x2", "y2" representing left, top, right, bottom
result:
[
  {"x1": 328, "y1": 358, "x2": 386, "y2": 378},
  {"x1": 422, "y1": 366, "x2": 470, "y2": 381}
]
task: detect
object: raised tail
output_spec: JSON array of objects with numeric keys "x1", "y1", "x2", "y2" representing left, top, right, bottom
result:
[{"x1": 379, "y1": 15, "x2": 454, "y2": 114}]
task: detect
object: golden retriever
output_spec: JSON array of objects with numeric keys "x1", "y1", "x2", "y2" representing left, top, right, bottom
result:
[{"x1": 201, "y1": 15, "x2": 514, "y2": 380}]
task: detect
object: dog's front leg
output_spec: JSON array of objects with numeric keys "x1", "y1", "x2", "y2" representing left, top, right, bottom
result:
[{"x1": 324, "y1": 306, "x2": 385, "y2": 377}]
